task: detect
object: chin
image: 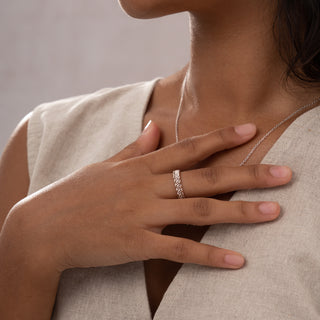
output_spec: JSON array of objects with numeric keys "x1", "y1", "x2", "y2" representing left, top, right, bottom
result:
[{"x1": 117, "y1": 0, "x2": 183, "y2": 19}]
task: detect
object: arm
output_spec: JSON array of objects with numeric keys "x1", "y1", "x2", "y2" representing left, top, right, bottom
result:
[
  {"x1": 0, "y1": 121, "x2": 291, "y2": 319},
  {"x1": 0, "y1": 113, "x2": 31, "y2": 231},
  {"x1": 0, "y1": 207, "x2": 60, "y2": 320},
  {"x1": 0, "y1": 115, "x2": 59, "y2": 319}
]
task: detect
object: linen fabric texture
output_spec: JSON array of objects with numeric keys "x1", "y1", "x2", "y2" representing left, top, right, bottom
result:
[{"x1": 26, "y1": 77, "x2": 320, "y2": 319}]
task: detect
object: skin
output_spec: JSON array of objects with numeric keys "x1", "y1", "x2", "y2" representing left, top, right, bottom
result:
[
  {"x1": 0, "y1": 0, "x2": 318, "y2": 319},
  {"x1": 119, "y1": 0, "x2": 320, "y2": 315},
  {"x1": 0, "y1": 123, "x2": 291, "y2": 319}
]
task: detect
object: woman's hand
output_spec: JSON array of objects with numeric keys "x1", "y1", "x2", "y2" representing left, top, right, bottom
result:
[{"x1": 6, "y1": 121, "x2": 291, "y2": 272}]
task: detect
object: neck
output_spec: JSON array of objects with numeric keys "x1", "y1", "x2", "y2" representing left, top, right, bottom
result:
[{"x1": 182, "y1": 1, "x2": 319, "y2": 125}]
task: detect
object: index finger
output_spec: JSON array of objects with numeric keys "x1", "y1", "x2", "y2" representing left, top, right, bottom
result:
[{"x1": 144, "y1": 123, "x2": 256, "y2": 174}]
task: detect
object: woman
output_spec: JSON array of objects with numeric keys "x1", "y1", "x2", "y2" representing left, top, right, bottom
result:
[{"x1": 0, "y1": 0, "x2": 319, "y2": 319}]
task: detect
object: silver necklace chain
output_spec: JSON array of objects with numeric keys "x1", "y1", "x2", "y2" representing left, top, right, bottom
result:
[{"x1": 175, "y1": 69, "x2": 320, "y2": 166}]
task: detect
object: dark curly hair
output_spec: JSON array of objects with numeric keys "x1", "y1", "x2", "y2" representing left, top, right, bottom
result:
[{"x1": 275, "y1": 0, "x2": 320, "y2": 84}]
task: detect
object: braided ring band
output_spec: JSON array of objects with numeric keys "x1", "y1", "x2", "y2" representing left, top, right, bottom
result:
[{"x1": 172, "y1": 169, "x2": 185, "y2": 199}]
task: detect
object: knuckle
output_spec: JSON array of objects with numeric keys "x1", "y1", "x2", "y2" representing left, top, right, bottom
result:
[
  {"x1": 193, "y1": 198, "x2": 211, "y2": 218},
  {"x1": 201, "y1": 167, "x2": 219, "y2": 185},
  {"x1": 248, "y1": 165, "x2": 261, "y2": 180},
  {"x1": 126, "y1": 142, "x2": 143, "y2": 157},
  {"x1": 143, "y1": 235, "x2": 159, "y2": 260},
  {"x1": 206, "y1": 248, "x2": 219, "y2": 267},
  {"x1": 179, "y1": 137, "x2": 197, "y2": 153},
  {"x1": 248, "y1": 165, "x2": 272, "y2": 186},
  {"x1": 217, "y1": 128, "x2": 226, "y2": 142},
  {"x1": 173, "y1": 240, "x2": 189, "y2": 262},
  {"x1": 132, "y1": 158, "x2": 153, "y2": 177},
  {"x1": 124, "y1": 229, "x2": 147, "y2": 261},
  {"x1": 215, "y1": 127, "x2": 233, "y2": 144},
  {"x1": 239, "y1": 201, "x2": 248, "y2": 218},
  {"x1": 111, "y1": 162, "x2": 144, "y2": 194},
  {"x1": 119, "y1": 157, "x2": 148, "y2": 176},
  {"x1": 236, "y1": 201, "x2": 251, "y2": 221}
]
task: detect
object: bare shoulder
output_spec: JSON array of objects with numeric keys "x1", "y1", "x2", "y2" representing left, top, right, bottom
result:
[{"x1": 0, "y1": 112, "x2": 31, "y2": 229}]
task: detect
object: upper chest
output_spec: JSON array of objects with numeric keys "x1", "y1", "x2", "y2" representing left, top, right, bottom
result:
[
  {"x1": 141, "y1": 93, "x2": 312, "y2": 318},
  {"x1": 49, "y1": 81, "x2": 320, "y2": 320}
]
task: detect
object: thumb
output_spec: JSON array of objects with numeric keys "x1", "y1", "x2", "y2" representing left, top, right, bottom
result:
[{"x1": 107, "y1": 120, "x2": 161, "y2": 162}]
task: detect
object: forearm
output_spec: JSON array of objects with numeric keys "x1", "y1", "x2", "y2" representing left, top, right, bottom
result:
[{"x1": 0, "y1": 206, "x2": 61, "y2": 320}]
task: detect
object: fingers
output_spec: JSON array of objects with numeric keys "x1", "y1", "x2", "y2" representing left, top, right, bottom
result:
[
  {"x1": 150, "y1": 198, "x2": 280, "y2": 227},
  {"x1": 107, "y1": 120, "x2": 160, "y2": 162},
  {"x1": 143, "y1": 231, "x2": 245, "y2": 269},
  {"x1": 144, "y1": 123, "x2": 256, "y2": 173},
  {"x1": 155, "y1": 164, "x2": 292, "y2": 198}
]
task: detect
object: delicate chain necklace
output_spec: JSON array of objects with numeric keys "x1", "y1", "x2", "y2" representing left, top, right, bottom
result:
[{"x1": 175, "y1": 69, "x2": 320, "y2": 166}]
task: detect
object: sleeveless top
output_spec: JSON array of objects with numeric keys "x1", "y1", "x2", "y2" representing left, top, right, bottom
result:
[{"x1": 26, "y1": 77, "x2": 320, "y2": 319}]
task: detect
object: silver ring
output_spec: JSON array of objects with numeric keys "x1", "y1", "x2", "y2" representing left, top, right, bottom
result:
[{"x1": 172, "y1": 169, "x2": 185, "y2": 199}]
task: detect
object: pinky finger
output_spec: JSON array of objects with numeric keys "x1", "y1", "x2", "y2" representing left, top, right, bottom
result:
[{"x1": 144, "y1": 232, "x2": 245, "y2": 269}]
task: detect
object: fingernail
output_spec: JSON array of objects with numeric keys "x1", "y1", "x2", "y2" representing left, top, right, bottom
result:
[
  {"x1": 269, "y1": 166, "x2": 291, "y2": 178},
  {"x1": 259, "y1": 202, "x2": 279, "y2": 215},
  {"x1": 234, "y1": 123, "x2": 256, "y2": 136},
  {"x1": 142, "y1": 120, "x2": 152, "y2": 134},
  {"x1": 224, "y1": 254, "x2": 245, "y2": 267}
]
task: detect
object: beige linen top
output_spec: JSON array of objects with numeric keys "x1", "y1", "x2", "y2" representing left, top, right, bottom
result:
[{"x1": 26, "y1": 77, "x2": 320, "y2": 319}]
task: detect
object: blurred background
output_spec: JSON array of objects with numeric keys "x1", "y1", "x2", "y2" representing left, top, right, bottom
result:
[{"x1": 0, "y1": 0, "x2": 189, "y2": 155}]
